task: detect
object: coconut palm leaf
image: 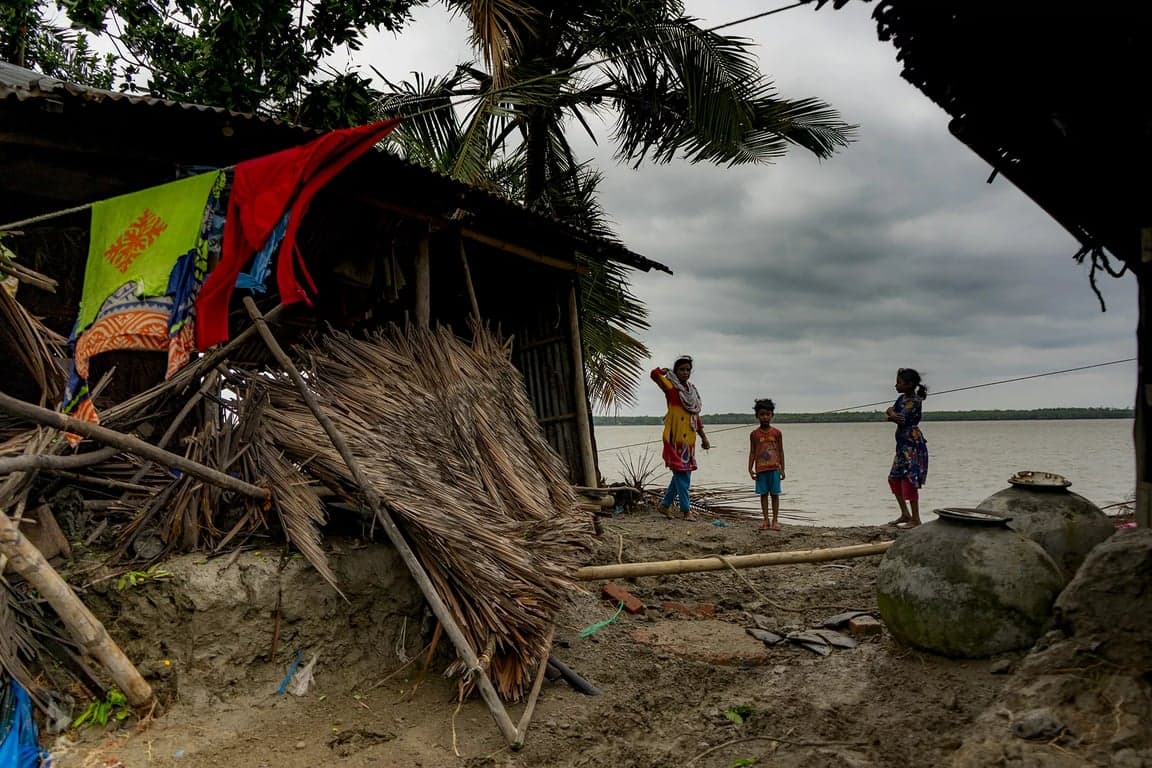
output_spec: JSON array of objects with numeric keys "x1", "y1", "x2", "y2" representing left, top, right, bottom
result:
[
  {"x1": 446, "y1": 0, "x2": 538, "y2": 89},
  {"x1": 598, "y1": 17, "x2": 856, "y2": 165}
]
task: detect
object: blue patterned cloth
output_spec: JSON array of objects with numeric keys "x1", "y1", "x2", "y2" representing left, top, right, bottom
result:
[{"x1": 888, "y1": 394, "x2": 928, "y2": 487}]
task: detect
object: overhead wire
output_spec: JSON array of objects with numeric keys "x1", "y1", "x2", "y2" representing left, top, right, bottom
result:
[{"x1": 597, "y1": 357, "x2": 1138, "y2": 453}]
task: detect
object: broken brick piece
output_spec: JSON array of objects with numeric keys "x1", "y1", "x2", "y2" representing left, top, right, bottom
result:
[
  {"x1": 602, "y1": 582, "x2": 645, "y2": 614},
  {"x1": 659, "y1": 601, "x2": 716, "y2": 618},
  {"x1": 848, "y1": 615, "x2": 883, "y2": 637}
]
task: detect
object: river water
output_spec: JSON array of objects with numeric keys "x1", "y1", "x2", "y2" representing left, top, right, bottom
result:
[{"x1": 595, "y1": 420, "x2": 1135, "y2": 527}]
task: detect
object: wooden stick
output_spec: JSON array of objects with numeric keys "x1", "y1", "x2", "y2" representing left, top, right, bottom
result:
[
  {"x1": 459, "y1": 239, "x2": 481, "y2": 321},
  {"x1": 513, "y1": 627, "x2": 555, "y2": 750},
  {"x1": 0, "y1": 392, "x2": 268, "y2": 500},
  {"x1": 0, "y1": 445, "x2": 119, "y2": 475},
  {"x1": 0, "y1": 510, "x2": 153, "y2": 706},
  {"x1": 567, "y1": 285, "x2": 598, "y2": 488},
  {"x1": 575, "y1": 541, "x2": 894, "y2": 581},
  {"x1": 46, "y1": 471, "x2": 153, "y2": 494},
  {"x1": 241, "y1": 297, "x2": 520, "y2": 746},
  {"x1": 409, "y1": 621, "x2": 443, "y2": 697}
]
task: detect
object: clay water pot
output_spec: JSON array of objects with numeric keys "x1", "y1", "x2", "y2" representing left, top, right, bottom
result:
[
  {"x1": 877, "y1": 509, "x2": 1064, "y2": 658},
  {"x1": 977, "y1": 471, "x2": 1114, "y2": 581}
]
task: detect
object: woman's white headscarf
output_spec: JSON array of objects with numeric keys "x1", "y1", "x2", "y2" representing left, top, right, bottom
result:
[{"x1": 671, "y1": 355, "x2": 701, "y2": 415}]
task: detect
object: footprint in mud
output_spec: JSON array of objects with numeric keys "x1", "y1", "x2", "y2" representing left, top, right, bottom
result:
[{"x1": 328, "y1": 728, "x2": 396, "y2": 757}]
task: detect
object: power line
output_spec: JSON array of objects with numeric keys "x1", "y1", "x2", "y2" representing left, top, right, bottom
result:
[
  {"x1": 828, "y1": 357, "x2": 1137, "y2": 412},
  {"x1": 597, "y1": 356, "x2": 1137, "y2": 454}
]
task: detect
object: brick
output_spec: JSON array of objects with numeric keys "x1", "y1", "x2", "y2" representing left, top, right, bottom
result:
[
  {"x1": 659, "y1": 601, "x2": 716, "y2": 618},
  {"x1": 602, "y1": 582, "x2": 645, "y2": 614},
  {"x1": 848, "y1": 615, "x2": 883, "y2": 637}
]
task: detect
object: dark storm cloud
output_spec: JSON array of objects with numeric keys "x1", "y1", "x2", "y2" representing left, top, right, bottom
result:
[{"x1": 356, "y1": 1, "x2": 1139, "y2": 414}]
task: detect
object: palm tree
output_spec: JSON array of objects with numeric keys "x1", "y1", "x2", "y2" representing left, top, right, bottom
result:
[{"x1": 379, "y1": 1, "x2": 855, "y2": 408}]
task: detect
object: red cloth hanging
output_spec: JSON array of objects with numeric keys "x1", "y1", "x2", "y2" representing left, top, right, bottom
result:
[{"x1": 195, "y1": 119, "x2": 400, "y2": 350}]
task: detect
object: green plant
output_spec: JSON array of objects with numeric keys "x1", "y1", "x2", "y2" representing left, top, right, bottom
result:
[
  {"x1": 115, "y1": 565, "x2": 172, "y2": 591},
  {"x1": 731, "y1": 759, "x2": 757, "y2": 767},
  {"x1": 71, "y1": 689, "x2": 130, "y2": 729},
  {"x1": 723, "y1": 705, "x2": 755, "y2": 725}
]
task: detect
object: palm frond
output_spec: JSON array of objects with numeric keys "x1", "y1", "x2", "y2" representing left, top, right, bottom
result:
[
  {"x1": 599, "y1": 17, "x2": 855, "y2": 165},
  {"x1": 0, "y1": 581, "x2": 42, "y2": 698},
  {"x1": 445, "y1": 0, "x2": 539, "y2": 90}
]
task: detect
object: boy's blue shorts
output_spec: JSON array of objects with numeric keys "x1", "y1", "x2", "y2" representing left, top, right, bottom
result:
[{"x1": 755, "y1": 469, "x2": 781, "y2": 496}]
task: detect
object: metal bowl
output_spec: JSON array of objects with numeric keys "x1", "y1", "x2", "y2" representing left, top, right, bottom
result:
[
  {"x1": 1008, "y1": 470, "x2": 1072, "y2": 490},
  {"x1": 933, "y1": 507, "x2": 1013, "y2": 526}
]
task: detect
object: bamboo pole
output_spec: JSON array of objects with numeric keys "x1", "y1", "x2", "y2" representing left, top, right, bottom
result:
[
  {"x1": 0, "y1": 392, "x2": 269, "y2": 500},
  {"x1": 567, "y1": 285, "x2": 598, "y2": 488},
  {"x1": 241, "y1": 297, "x2": 520, "y2": 746},
  {"x1": 513, "y1": 626, "x2": 555, "y2": 750},
  {"x1": 576, "y1": 541, "x2": 894, "y2": 581},
  {"x1": 415, "y1": 235, "x2": 431, "y2": 329},
  {"x1": 0, "y1": 510, "x2": 153, "y2": 706}
]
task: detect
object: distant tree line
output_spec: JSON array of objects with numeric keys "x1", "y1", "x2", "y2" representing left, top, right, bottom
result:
[{"x1": 595, "y1": 407, "x2": 1134, "y2": 426}]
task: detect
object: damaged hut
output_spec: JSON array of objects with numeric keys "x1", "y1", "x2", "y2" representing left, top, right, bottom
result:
[{"x1": 0, "y1": 61, "x2": 669, "y2": 740}]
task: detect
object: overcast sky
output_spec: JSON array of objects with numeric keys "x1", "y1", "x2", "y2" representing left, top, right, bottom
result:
[{"x1": 355, "y1": 1, "x2": 1138, "y2": 415}]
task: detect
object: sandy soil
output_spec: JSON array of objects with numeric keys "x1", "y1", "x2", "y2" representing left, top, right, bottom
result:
[{"x1": 55, "y1": 509, "x2": 1015, "y2": 768}]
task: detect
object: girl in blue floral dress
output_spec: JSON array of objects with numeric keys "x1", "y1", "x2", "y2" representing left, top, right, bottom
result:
[{"x1": 886, "y1": 368, "x2": 928, "y2": 528}]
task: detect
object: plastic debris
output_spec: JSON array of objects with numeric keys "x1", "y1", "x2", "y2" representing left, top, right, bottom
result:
[
  {"x1": 579, "y1": 601, "x2": 624, "y2": 638},
  {"x1": 276, "y1": 650, "x2": 303, "y2": 695},
  {"x1": 287, "y1": 651, "x2": 320, "y2": 696}
]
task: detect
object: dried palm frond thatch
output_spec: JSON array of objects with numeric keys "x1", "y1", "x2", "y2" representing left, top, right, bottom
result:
[
  {"x1": 0, "y1": 284, "x2": 67, "y2": 409},
  {"x1": 246, "y1": 324, "x2": 591, "y2": 701},
  {"x1": 0, "y1": 580, "x2": 39, "y2": 695}
]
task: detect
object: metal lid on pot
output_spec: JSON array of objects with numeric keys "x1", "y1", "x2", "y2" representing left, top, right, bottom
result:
[
  {"x1": 933, "y1": 507, "x2": 1013, "y2": 526},
  {"x1": 1008, "y1": 470, "x2": 1072, "y2": 489}
]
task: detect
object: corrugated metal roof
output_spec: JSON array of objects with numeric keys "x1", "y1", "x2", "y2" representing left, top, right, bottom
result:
[
  {"x1": 0, "y1": 61, "x2": 670, "y2": 274},
  {"x1": 0, "y1": 60, "x2": 305, "y2": 127}
]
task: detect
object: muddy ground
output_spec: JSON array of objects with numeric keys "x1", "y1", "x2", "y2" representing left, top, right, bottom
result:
[{"x1": 56, "y1": 510, "x2": 1034, "y2": 768}]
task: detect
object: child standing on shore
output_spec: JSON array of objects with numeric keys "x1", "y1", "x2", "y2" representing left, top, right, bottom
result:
[
  {"x1": 748, "y1": 399, "x2": 785, "y2": 531},
  {"x1": 886, "y1": 368, "x2": 929, "y2": 529}
]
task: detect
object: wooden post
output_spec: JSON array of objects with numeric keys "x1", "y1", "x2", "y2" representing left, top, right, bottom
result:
[
  {"x1": 0, "y1": 392, "x2": 269, "y2": 500},
  {"x1": 241, "y1": 298, "x2": 520, "y2": 746},
  {"x1": 568, "y1": 284, "x2": 598, "y2": 488},
  {"x1": 415, "y1": 234, "x2": 431, "y2": 328},
  {"x1": 0, "y1": 510, "x2": 153, "y2": 706},
  {"x1": 1136, "y1": 228, "x2": 1152, "y2": 528},
  {"x1": 575, "y1": 541, "x2": 894, "y2": 581}
]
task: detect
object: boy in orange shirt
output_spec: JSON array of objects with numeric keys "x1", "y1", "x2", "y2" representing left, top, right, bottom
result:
[{"x1": 748, "y1": 399, "x2": 785, "y2": 531}]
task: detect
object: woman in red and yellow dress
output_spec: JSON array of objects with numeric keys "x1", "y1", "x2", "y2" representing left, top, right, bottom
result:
[{"x1": 651, "y1": 355, "x2": 710, "y2": 519}]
